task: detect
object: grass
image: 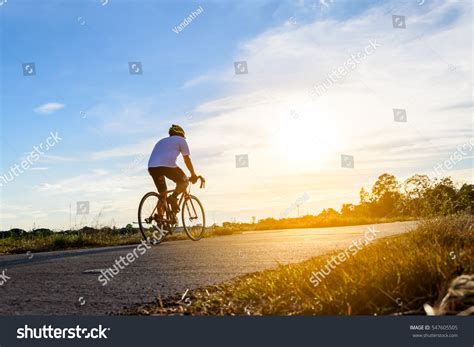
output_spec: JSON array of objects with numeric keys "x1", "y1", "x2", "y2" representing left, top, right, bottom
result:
[
  {"x1": 124, "y1": 213, "x2": 473, "y2": 316},
  {"x1": 0, "y1": 230, "x2": 206, "y2": 254},
  {"x1": 0, "y1": 232, "x2": 142, "y2": 254}
]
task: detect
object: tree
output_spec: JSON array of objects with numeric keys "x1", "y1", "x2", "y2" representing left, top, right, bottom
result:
[
  {"x1": 359, "y1": 187, "x2": 370, "y2": 204},
  {"x1": 455, "y1": 184, "x2": 473, "y2": 213},
  {"x1": 402, "y1": 174, "x2": 431, "y2": 216},
  {"x1": 403, "y1": 175, "x2": 430, "y2": 199},
  {"x1": 31, "y1": 228, "x2": 54, "y2": 237},
  {"x1": 318, "y1": 208, "x2": 340, "y2": 217},
  {"x1": 9, "y1": 228, "x2": 26, "y2": 238},
  {"x1": 370, "y1": 173, "x2": 402, "y2": 216},
  {"x1": 371, "y1": 173, "x2": 400, "y2": 200},
  {"x1": 341, "y1": 203, "x2": 355, "y2": 216},
  {"x1": 423, "y1": 177, "x2": 457, "y2": 216}
]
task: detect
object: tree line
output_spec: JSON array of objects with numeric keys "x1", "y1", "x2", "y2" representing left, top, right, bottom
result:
[
  {"x1": 213, "y1": 173, "x2": 472, "y2": 234},
  {"x1": 342, "y1": 173, "x2": 472, "y2": 218}
]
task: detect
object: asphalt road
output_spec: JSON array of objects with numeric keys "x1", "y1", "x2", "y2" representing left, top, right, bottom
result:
[{"x1": 0, "y1": 221, "x2": 417, "y2": 315}]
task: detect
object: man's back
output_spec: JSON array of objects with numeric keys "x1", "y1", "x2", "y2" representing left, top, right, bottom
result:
[{"x1": 148, "y1": 136, "x2": 190, "y2": 168}]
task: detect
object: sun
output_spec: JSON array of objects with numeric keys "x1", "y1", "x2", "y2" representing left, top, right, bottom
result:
[{"x1": 274, "y1": 104, "x2": 340, "y2": 165}]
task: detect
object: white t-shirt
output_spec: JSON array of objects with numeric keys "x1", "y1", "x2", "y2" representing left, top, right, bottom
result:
[{"x1": 148, "y1": 136, "x2": 190, "y2": 168}]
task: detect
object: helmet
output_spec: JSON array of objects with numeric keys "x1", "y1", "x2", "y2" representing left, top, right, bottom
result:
[{"x1": 169, "y1": 124, "x2": 186, "y2": 138}]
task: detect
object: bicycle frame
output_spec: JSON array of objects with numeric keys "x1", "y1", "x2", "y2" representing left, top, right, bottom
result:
[
  {"x1": 165, "y1": 188, "x2": 199, "y2": 221},
  {"x1": 144, "y1": 176, "x2": 205, "y2": 224},
  {"x1": 149, "y1": 186, "x2": 193, "y2": 225}
]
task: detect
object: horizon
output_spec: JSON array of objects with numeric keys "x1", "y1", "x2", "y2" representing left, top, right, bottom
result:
[
  {"x1": 0, "y1": 170, "x2": 470, "y2": 232},
  {"x1": 1, "y1": 0, "x2": 473, "y2": 230}
]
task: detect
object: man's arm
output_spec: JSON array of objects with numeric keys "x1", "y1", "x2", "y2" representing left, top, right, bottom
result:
[{"x1": 183, "y1": 155, "x2": 197, "y2": 180}]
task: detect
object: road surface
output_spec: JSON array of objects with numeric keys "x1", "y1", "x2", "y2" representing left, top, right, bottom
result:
[{"x1": 0, "y1": 221, "x2": 417, "y2": 315}]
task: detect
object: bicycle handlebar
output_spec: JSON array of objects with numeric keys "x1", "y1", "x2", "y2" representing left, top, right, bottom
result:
[{"x1": 190, "y1": 175, "x2": 205, "y2": 189}]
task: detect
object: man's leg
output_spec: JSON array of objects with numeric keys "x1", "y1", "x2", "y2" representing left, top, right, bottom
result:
[
  {"x1": 149, "y1": 168, "x2": 173, "y2": 221},
  {"x1": 164, "y1": 167, "x2": 189, "y2": 213},
  {"x1": 148, "y1": 168, "x2": 168, "y2": 195}
]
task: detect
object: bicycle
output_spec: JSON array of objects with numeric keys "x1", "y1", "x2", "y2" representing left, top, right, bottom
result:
[{"x1": 138, "y1": 176, "x2": 206, "y2": 245}]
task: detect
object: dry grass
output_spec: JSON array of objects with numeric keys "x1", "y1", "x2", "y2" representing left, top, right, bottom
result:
[
  {"x1": 125, "y1": 214, "x2": 473, "y2": 316},
  {"x1": 0, "y1": 232, "x2": 143, "y2": 254},
  {"x1": 0, "y1": 231, "x2": 196, "y2": 254}
]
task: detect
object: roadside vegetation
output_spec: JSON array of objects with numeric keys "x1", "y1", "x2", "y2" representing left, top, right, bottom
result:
[
  {"x1": 1, "y1": 173, "x2": 471, "y2": 254},
  {"x1": 126, "y1": 213, "x2": 473, "y2": 315},
  {"x1": 0, "y1": 227, "x2": 143, "y2": 254},
  {"x1": 212, "y1": 173, "x2": 472, "y2": 235},
  {"x1": 0, "y1": 226, "x2": 189, "y2": 254}
]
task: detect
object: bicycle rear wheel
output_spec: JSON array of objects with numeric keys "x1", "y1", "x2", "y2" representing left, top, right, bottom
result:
[
  {"x1": 181, "y1": 195, "x2": 205, "y2": 241},
  {"x1": 138, "y1": 192, "x2": 168, "y2": 245}
]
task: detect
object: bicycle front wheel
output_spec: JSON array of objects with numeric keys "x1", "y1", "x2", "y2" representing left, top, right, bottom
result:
[{"x1": 181, "y1": 195, "x2": 206, "y2": 241}]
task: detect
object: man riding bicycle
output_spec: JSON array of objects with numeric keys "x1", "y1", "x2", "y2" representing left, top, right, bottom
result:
[{"x1": 147, "y1": 125, "x2": 199, "y2": 213}]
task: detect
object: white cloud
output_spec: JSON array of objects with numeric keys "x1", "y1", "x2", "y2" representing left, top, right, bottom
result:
[
  {"x1": 34, "y1": 168, "x2": 145, "y2": 195},
  {"x1": 319, "y1": 0, "x2": 334, "y2": 9},
  {"x1": 182, "y1": 74, "x2": 212, "y2": 88},
  {"x1": 41, "y1": 154, "x2": 77, "y2": 163},
  {"x1": 84, "y1": 98, "x2": 164, "y2": 135},
  {"x1": 33, "y1": 102, "x2": 65, "y2": 114},
  {"x1": 91, "y1": 138, "x2": 155, "y2": 160}
]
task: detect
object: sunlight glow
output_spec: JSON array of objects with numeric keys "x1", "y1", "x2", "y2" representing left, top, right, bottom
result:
[{"x1": 274, "y1": 103, "x2": 340, "y2": 165}]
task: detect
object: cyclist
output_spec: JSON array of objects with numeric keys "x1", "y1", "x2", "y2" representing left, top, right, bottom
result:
[{"x1": 147, "y1": 125, "x2": 198, "y2": 213}]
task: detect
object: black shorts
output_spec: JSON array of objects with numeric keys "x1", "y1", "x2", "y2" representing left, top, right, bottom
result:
[{"x1": 148, "y1": 166, "x2": 188, "y2": 193}]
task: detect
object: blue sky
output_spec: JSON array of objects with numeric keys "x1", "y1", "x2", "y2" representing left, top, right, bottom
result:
[{"x1": 1, "y1": 0, "x2": 472, "y2": 230}]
